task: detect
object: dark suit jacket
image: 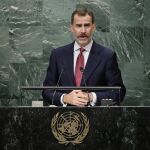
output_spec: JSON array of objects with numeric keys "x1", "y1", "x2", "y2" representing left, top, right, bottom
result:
[{"x1": 42, "y1": 41, "x2": 126, "y2": 106}]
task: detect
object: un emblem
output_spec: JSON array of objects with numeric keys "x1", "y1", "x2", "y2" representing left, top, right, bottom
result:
[{"x1": 51, "y1": 111, "x2": 89, "y2": 145}]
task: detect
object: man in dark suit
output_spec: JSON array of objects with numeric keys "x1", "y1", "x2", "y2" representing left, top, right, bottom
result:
[{"x1": 42, "y1": 7, "x2": 126, "y2": 106}]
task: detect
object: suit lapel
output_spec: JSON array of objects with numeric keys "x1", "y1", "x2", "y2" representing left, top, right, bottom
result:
[{"x1": 81, "y1": 41, "x2": 102, "y2": 85}]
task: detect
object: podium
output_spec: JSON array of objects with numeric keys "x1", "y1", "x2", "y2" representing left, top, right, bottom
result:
[{"x1": 0, "y1": 107, "x2": 150, "y2": 149}]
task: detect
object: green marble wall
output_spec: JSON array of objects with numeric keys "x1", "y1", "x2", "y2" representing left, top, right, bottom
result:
[{"x1": 0, "y1": 0, "x2": 150, "y2": 106}]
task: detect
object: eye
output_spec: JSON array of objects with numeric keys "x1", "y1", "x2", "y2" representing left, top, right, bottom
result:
[
  {"x1": 76, "y1": 24, "x2": 82, "y2": 27},
  {"x1": 84, "y1": 23, "x2": 90, "y2": 27}
]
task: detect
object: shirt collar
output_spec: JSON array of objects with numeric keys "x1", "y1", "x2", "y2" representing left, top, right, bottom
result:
[{"x1": 74, "y1": 40, "x2": 93, "y2": 52}]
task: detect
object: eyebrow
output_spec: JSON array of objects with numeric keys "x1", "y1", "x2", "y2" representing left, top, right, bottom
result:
[{"x1": 75, "y1": 23, "x2": 91, "y2": 26}]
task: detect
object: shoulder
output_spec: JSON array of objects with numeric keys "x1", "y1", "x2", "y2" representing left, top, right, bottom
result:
[
  {"x1": 93, "y1": 41, "x2": 115, "y2": 58},
  {"x1": 52, "y1": 42, "x2": 74, "y2": 55}
]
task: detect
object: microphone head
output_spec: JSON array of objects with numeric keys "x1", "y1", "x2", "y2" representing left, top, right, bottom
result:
[
  {"x1": 80, "y1": 67, "x2": 84, "y2": 73},
  {"x1": 80, "y1": 66, "x2": 86, "y2": 87}
]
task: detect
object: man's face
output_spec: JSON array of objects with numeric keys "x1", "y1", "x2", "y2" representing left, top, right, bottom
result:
[{"x1": 70, "y1": 14, "x2": 96, "y2": 47}]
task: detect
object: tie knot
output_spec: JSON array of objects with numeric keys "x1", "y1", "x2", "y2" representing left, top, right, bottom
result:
[{"x1": 80, "y1": 47, "x2": 85, "y2": 54}]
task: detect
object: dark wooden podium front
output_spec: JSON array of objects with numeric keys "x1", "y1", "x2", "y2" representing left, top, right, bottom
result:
[{"x1": 0, "y1": 107, "x2": 150, "y2": 150}]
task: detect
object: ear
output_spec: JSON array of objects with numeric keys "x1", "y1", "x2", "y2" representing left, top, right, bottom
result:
[
  {"x1": 92, "y1": 23, "x2": 96, "y2": 31},
  {"x1": 70, "y1": 25, "x2": 73, "y2": 33}
]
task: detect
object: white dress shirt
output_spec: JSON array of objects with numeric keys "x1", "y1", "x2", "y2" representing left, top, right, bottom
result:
[{"x1": 73, "y1": 40, "x2": 93, "y2": 73}]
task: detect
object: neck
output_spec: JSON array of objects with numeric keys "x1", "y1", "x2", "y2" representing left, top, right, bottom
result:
[{"x1": 76, "y1": 39, "x2": 93, "y2": 47}]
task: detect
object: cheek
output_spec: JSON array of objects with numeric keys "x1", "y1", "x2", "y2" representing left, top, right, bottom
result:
[
  {"x1": 88, "y1": 29, "x2": 94, "y2": 34},
  {"x1": 73, "y1": 29, "x2": 80, "y2": 35}
]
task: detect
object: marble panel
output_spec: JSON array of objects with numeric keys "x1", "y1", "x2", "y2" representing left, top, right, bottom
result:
[
  {"x1": 109, "y1": 26, "x2": 144, "y2": 62},
  {"x1": 8, "y1": 0, "x2": 42, "y2": 27},
  {"x1": 143, "y1": 27, "x2": 150, "y2": 66},
  {"x1": 0, "y1": 0, "x2": 9, "y2": 26},
  {"x1": 111, "y1": 0, "x2": 144, "y2": 26},
  {"x1": 0, "y1": 27, "x2": 10, "y2": 66},
  {"x1": 0, "y1": 27, "x2": 10, "y2": 104},
  {"x1": 144, "y1": 0, "x2": 150, "y2": 26},
  {"x1": 10, "y1": 26, "x2": 43, "y2": 55}
]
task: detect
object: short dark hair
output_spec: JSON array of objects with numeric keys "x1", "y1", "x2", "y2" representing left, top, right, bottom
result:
[{"x1": 71, "y1": 7, "x2": 95, "y2": 24}]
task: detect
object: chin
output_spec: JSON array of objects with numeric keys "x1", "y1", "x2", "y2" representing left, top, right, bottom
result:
[{"x1": 78, "y1": 40, "x2": 89, "y2": 47}]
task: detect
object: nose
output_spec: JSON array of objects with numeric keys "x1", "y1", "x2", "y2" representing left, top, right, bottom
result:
[{"x1": 81, "y1": 26, "x2": 85, "y2": 33}]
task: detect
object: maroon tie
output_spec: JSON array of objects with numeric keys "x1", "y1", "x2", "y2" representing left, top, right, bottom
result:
[{"x1": 75, "y1": 47, "x2": 85, "y2": 86}]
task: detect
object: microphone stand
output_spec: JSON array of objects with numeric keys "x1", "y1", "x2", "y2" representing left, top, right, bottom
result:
[{"x1": 51, "y1": 68, "x2": 64, "y2": 105}]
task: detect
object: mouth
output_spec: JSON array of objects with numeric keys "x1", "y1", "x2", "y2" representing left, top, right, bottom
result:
[{"x1": 78, "y1": 35, "x2": 88, "y2": 40}]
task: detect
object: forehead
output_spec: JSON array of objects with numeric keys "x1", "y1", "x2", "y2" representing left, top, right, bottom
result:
[{"x1": 73, "y1": 14, "x2": 92, "y2": 24}]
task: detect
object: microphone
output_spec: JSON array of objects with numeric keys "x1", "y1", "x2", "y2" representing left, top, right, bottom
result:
[
  {"x1": 51, "y1": 67, "x2": 64, "y2": 105},
  {"x1": 80, "y1": 67, "x2": 91, "y2": 106},
  {"x1": 80, "y1": 67, "x2": 86, "y2": 87}
]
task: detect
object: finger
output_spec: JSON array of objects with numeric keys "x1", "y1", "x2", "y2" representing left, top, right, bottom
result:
[
  {"x1": 76, "y1": 97, "x2": 88, "y2": 105},
  {"x1": 73, "y1": 90, "x2": 82, "y2": 94},
  {"x1": 77, "y1": 93, "x2": 89, "y2": 101},
  {"x1": 74, "y1": 101, "x2": 87, "y2": 107},
  {"x1": 82, "y1": 92, "x2": 90, "y2": 101}
]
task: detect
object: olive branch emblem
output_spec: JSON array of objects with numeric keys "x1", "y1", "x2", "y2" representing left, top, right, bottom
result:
[{"x1": 51, "y1": 112, "x2": 89, "y2": 145}]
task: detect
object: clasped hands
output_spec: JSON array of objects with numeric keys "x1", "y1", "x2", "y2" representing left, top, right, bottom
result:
[{"x1": 63, "y1": 90, "x2": 93, "y2": 107}]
